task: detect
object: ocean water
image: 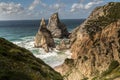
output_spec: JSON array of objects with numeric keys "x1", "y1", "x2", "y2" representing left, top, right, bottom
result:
[{"x1": 0, "y1": 19, "x2": 84, "y2": 67}]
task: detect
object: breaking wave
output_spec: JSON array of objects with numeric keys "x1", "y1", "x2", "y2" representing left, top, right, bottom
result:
[{"x1": 13, "y1": 36, "x2": 72, "y2": 67}]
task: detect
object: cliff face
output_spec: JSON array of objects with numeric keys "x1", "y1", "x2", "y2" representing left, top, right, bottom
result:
[
  {"x1": 34, "y1": 18, "x2": 55, "y2": 52},
  {"x1": 0, "y1": 38, "x2": 63, "y2": 80},
  {"x1": 47, "y1": 13, "x2": 69, "y2": 38},
  {"x1": 55, "y1": 2, "x2": 120, "y2": 80}
]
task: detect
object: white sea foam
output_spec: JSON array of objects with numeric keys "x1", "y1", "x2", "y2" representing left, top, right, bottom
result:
[
  {"x1": 13, "y1": 36, "x2": 71, "y2": 67},
  {"x1": 65, "y1": 50, "x2": 72, "y2": 58},
  {"x1": 34, "y1": 49, "x2": 58, "y2": 59}
]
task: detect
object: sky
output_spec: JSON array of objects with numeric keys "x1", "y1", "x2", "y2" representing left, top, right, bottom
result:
[{"x1": 0, "y1": 0, "x2": 119, "y2": 20}]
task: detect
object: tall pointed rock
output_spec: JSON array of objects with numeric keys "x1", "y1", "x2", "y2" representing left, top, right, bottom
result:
[
  {"x1": 47, "y1": 13, "x2": 69, "y2": 38},
  {"x1": 34, "y1": 18, "x2": 55, "y2": 52}
]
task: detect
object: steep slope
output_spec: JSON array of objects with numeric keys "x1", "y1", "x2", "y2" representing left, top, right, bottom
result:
[
  {"x1": 55, "y1": 2, "x2": 120, "y2": 80},
  {"x1": 0, "y1": 38, "x2": 63, "y2": 80}
]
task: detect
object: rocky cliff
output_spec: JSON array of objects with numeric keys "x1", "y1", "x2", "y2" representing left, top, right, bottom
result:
[
  {"x1": 47, "y1": 13, "x2": 69, "y2": 38},
  {"x1": 55, "y1": 2, "x2": 120, "y2": 80},
  {"x1": 34, "y1": 18, "x2": 55, "y2": 52},
  {"x1": 0, "y1": 38, "x2": 63, "y2": 80}
]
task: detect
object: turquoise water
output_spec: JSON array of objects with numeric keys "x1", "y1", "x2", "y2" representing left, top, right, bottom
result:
[{"x1": 0, "y1": 19, "x2": 84, "y2": 67}]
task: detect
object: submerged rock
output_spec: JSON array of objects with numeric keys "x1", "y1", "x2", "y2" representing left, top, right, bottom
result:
[
  {"x1": 34, "y1": 18, "x2": 55, "y2": 52},
  {"x1": 0, "y1": 38, "x2": 63, "y2": 80},
  {"x1": 47, "y1": 13, "x2": 69, "y2": 38},
  {"x1": 55, "y1": 2, "x2": 120, "y2": 80}
]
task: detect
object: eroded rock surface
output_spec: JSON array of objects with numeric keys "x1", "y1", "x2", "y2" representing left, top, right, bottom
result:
[
  {"x1": 34, "y1": 18, "x2": 55, "y2": 52},
  {"x1": 56, "y1": 39, "x2": 70, "y2": 50},
  {"x1": 47, "y1": 13, "x2": 69, "y2": 38},
  {"x1": 55, "y1": 2, "x2": 120, "y2": 80}
]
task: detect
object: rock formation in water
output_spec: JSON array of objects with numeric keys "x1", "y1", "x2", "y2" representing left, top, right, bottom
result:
[
  {"x1": 34, "y1": 18, "x2": 55, "y2": 52},
  {"x1": 47, "y1": 13, "x2": 69, "y2": 38},
  {"x1": 56, "y1": 39, "x2": 70, "y2": 50},
  {"x1": 0, "y1": 38, "x2": 63, "y2": 80},
  {"x1": 55, "y1": 2, "x2": 120, "y2": 80}
]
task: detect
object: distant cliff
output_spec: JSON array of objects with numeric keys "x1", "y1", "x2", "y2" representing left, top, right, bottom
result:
[
  {"x1": 55, "y1": 2, "x2": 120, "y2": 80},
  {"x1": 0, "y1": 38, "x2": 63, "y2": 80}
]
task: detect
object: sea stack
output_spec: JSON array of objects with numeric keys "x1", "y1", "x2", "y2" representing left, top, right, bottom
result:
[
  {"x1": 47, "y1": 12, "x2": 69, "y2": 38},
  {"x1": 55, "y1": 2, "x2": 120, "y2": 80},
  {"x1": 34, "y1": 18, "x2": 55, "y2": 52}
]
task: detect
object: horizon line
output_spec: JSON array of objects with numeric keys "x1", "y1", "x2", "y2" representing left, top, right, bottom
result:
[{"x1": 0, "y1": 18, "x2": 86, "y2": 21}]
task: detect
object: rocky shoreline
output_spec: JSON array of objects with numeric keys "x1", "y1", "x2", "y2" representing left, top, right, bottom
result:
[
  {"x1": 55, "y1": 2, "x2": 120, "y2": 80},
  {"x1": 1, "y1": 2, "x2": 120, "y2": 80},
  {"x1": 34, "y1": 12, "x2": 70, "y2": 52}
]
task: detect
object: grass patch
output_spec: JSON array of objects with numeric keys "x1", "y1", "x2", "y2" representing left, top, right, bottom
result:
[{"x1": 101, "y1": 60, "x2": 119, "y2": 77}]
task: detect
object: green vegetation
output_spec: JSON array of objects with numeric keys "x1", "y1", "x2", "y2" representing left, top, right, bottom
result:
[
  {"x1": 62, "y1": 58, "x2": 75, "y2": 79},
  {"x1": 92, "y1": 60, "x2": 120, "y2": 80},
  {"x1": 64, "y1": 58, "x2": 74, "y2": 67},
  {"x1": 0, "y1": 38, "x2": 63, "y2": 80},
  {"x1": 109, "y1": 61, "x2": 119, "y2": 71},
  {"x1": 85, "y1": 2, "x2": 120, "y2": 38},
  {"x1": 83, "y1": 56, "x2": 88, "y2": 62},
  {"x1": 81, "y1": 77, "x2": 88, "y2": 80},
  {"x1": 101, "y1": 60, "x2": 119, "y2": 77}
]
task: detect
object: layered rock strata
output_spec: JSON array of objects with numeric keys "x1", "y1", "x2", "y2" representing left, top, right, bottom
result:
[{"x1": 55, "y1": 2, "x2": 120, "y2": 80}]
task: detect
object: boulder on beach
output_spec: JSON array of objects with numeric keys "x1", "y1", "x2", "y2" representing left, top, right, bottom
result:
[
  {"x1": 34, "y1": 18, "x2": 55, "y2": 52},
  {"x1": 47, "y1": 13, "x2": 69, "y2": 38}
]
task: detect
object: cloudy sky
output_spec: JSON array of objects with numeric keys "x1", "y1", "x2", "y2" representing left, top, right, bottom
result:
[{"x1": 0, "y1": 0, "x2": 119, "y2": 20}]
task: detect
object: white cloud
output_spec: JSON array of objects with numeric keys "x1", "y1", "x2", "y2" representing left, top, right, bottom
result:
[
  {"x1": 49, "y1": 3, "x2": 65, "y2": 12},
  {"x1": 27, "y1": 11, "x2": 42, "y2": 16},
  {"x1": 71, "y1": 0, "x2": 103, "y2": 12},
  {"x1": 28, "y1": 0, "x2": 40, "y2": 10},
  {"x1": 28, "y1": 0, "x2": 47, "y2": 10},
  {"x1": 0, "y1": 1, "x2": 50, "y2": 20},
  {"x1": 71, "y1": 3, "x2": 83, "y2": 12},
  {"x1": 50, "y1": 3, "x2": 64, "y2": 10},
  {"x1": 84, "y1": 1, "x2": 103, "y2": 9},
  {"x1": 0, "y1": 2, "x2": 24, "y2": 15},
  {"x1": 0, "y1": 0, "x2": 104, "y2": 20}
]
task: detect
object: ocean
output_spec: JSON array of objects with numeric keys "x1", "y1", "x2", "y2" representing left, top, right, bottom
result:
[{"x1": 0, "y1": 19, "x2": 84, "y2": 67}]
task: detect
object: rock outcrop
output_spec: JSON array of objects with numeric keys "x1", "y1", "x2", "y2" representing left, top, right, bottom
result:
[
  {"x1": 55, "y1": 2, "x2": 120, "y2": 80},
  {"x1": 34, "y1": 18, "x2": 55, "y2": 52},
  {"x1": 56, "y1": 39, "x2": 70, "y2": 50},
  {"x1": 0, "y1": 38, "x2": 63, "y2": 80},
  {"x1": 47, "y1": 13, "x2": 69, "y2": 38}
]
